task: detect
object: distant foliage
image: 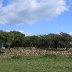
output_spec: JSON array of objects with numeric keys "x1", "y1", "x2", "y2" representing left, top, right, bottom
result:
[{"x1": 0, "y1": 30, "x2": 72, "y2": 50}]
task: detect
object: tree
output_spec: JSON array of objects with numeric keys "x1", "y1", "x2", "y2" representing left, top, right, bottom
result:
[
  {"x1": 60, "y1": 32, "x2": 72, "y2": 50},
  {"x1": 10, "y1": 31, "x2": 25, "y2": 47},
  {"x1": 0, "y1": 30, "x2": 72, "y2": 51},
  {"x1": 47, "y1": 34, "x2": 61, "y2": 50}
]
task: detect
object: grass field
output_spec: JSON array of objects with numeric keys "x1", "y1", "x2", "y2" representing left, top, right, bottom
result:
[{"x1": 0, "y1": 54, "x2": 72, "y2": 72}]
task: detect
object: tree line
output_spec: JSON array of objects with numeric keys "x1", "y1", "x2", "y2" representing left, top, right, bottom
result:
[{"x1": 0, "y1": 30, "x2": 72, "y2": 50}]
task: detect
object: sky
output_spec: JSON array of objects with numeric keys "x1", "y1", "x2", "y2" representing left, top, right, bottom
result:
[{"x1": 0, "y1": 0, "x2": 72, "y2": 36}]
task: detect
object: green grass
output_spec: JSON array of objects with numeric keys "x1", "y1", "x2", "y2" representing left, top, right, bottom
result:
[{"x1": 0, "y1": 55, "x2": 72, "y2": 72}]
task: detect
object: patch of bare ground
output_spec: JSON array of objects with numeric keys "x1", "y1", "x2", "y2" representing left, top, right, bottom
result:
[{"x1": 0, "y1": 47, "x2": 72, "y2": 58}]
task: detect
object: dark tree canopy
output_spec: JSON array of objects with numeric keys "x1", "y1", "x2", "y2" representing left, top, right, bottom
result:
[{"x1": 0, "y1": 30, "x2": 72, "y2": 50}]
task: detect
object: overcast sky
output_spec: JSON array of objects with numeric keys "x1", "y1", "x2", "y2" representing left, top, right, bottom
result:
[{"x1": 0, "y1": 0, "x2": 72, "y2": 36}]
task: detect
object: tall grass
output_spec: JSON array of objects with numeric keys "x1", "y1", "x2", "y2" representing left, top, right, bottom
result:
[{"x1": 0, "y1": 54, "x2": 72, "y2": 72}]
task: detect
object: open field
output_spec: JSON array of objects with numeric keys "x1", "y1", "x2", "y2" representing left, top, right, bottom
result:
[
  {"x1": 0, "y1": 54, "x2": 72, "y2": 72},
  {"x1": 0, "y1": 47, "x2": 72, "y2": 72}
]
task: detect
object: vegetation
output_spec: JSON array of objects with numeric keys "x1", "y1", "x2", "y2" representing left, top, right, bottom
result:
[
  {"x1": 0, "y1": 55, "x2": 72, "y2": 72},
  {"x1": 0, "y1": 30, "x2": 72, "y2": 72},
  {"x1": 0, "y1": 30, "x2": 72, "y2": 50}
]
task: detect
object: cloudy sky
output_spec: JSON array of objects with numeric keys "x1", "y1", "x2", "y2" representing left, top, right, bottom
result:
[{"x1": 0, "y1": 0, "x2": 72, "y2": 35}]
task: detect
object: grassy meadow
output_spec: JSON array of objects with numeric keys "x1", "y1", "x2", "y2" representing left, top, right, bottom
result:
[
  {"x1": 0, "y1": 49, "x2": 72, "y2": 72},
  {"x1": 0, "y1": 54, "x2": 72, "y2": 72}
]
